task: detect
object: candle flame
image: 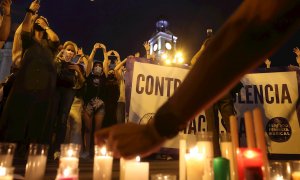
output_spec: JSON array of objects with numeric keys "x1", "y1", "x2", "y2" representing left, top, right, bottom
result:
[
  {"x1": 185, "y1": 146, "x2": 204, "y2": 160},
  {"x1": 67, "y1": 149, "x2": 74, "y2": 157},
  {"x1": 100, "y1": 146, "x2": 107, "y2": 156},
  {"x1": 0, "y1": 166, "x2": 6, "y2": 176},
  {"x1": 244, "y1": 150, "x2": 257, "y2": 159},
  {"x1": 190, "y1": 146, "x2": 199, "y2": 155},
  {"x1": 287, "y1": 164, "x2": 291, "y2": 174},
  {"x1": 274, "y1": 175, "x2": 284, "y2": 180},
  {"x1": 135, "y1": 156, "x2": 141, "y2": 162},
  {"x1": 63, "y1": 167, "x2": 71, "y2": 177}
]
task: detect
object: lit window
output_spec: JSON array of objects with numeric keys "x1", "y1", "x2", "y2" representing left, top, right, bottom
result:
[
  {"x1": 153, "y1": 44, "x2": 158, "y2": 51},
  {"x1": 165, "y1": 42, "x2": 172, "y2": 50}
]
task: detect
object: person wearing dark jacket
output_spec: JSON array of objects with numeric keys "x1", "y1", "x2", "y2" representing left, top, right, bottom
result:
[{"x1": 0, "y1": 0, "x2": 59, "y2": 148}]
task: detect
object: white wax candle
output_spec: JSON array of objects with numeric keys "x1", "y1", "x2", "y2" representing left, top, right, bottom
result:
[
  {"x1": 292, "y1": 172, "x2": 300, "y2": 180},
  {"x1": 272, "y1": 174, "x2": 284, "y2": 180},
  {"x1": 0, "y1": 175, "x2": 13, "y2": 180},
  {"x1": 196, "y1": 141, "x2": 213, "y2": 158},
  {"x1": 93, "y1": 156, "x2": 113, "y2": 180},
  {"x1": 120, "y1": 158, "x2": 125, "y2": 180},
  {"x1": 120, "y1": 158, "x2": 135, "y2": 180},
  {"x1": 202, "y1": 158, "x2": 213, "y2": 180},
  {"x1": 124, "y1": 157, "x2": 149, "y2": 180},
  {"x1": 0, "y1": 166, "x2": 13, "y2": 180},
  {"x1": 24, "y1": 155, "x2": 47, "y2": 180},
  {"x1": 59, "y1": 157, "x2": 79, "y2": 169},
  {"x1": 56, "y1": 167, "x2": 78, "y2": 180},
  {"x1": 220, "y1": 142, "x2": 236, "y2": 180},
  {"x1": 244, "y1": 111, "x2": 256, "y2": 148},
  {"x1": 253, "y1": 108, "x2": 270, "y2": 179},
  {"x1": 185, "y1": 147, "x2": 205, "y2": 180},
  {"x1": 0, "y1": 155, "x2": 13, "y2": 167},
  {"x1": 179, "y1": 136, "x2": 186, "y2": 180}
]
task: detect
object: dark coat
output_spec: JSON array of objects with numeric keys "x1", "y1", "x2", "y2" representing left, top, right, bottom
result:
[{"x1": 0, "y1": 31, "x2": 59, "y2": 143}]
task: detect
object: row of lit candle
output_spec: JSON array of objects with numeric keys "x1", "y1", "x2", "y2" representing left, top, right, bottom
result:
[
  {"x1": 180, "y1": 136, "x2": 300, "y2": 180},
  {"x1": 0, "y1": 142, "x2": 152, "y2": 180},
  {"x1": 178, "y1": 108, "x2": 300, "y2": 180}
]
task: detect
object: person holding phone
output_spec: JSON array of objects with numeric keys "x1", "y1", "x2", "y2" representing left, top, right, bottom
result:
[
  {"x1": 102, "y1": 50, "x2": 121, "y2": 128},
  {"x1": 0, "y1": 0, "x2": 60, "y2": 151}
]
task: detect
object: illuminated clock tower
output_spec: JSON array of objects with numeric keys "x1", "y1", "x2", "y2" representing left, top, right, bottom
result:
[{"x1": 148, "y1": 19, "x2": 177, "y2": 62}]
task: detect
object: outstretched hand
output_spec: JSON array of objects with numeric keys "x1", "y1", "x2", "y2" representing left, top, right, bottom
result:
[
  {"x1": 0, "y1": 0, "x2": 11, "y2": 16},
  {"x1": 93, "y1": 43, "x2": 102, "y2": 49},
  {"x1": 29, "y1": 0, "x2": 40, "y2": 13},
  {"x1": 94, "y1": 123, "x2": 166, "y2": 159},
  {"x1": 35, "y1": 18, "x2": 48, "y2": 29},
  {"x1": 264, "y1": 59, "x2": 271, "y2": 67},
  {"x1": 293, "y1": 47, "x2": 300, "y2": 56},
  {"x1": 143, "y1": 41, "x2": 150, "y2": 52}
]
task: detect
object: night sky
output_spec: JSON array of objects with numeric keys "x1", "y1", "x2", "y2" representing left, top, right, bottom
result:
[{"x1": 7, "y1": 0, "x2": 300, "y2": 67}]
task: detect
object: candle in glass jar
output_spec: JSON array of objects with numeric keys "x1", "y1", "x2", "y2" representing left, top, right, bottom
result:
[
  {"x1": 185, "y1": 146, "x2": 205, "y2": 180},
  {"x1": 272, "y1": 174, "x2": 284, "y2": 180},
  {"x1": 120, "y1": 157, "x2": 135, "y2": 180},
  {"x1": 0, "y1": 156, "x2": 12, "y2": 168},
  {"x1": 24, "y1": 144, "x2": 48, "y2": 180},
  {"x1": 0, "y1": 166, "x2": 13, "y2": 180},
  {"x1": 179, "y1": 133, "x2": 186, "y2": 180},
  {"x1": 124, "y1": 156, "x2": 149, "y2": 180},
  {"x1": 292, "y1": 172, "x2": 300, "y2": 180},
  {"x1": 93, "y1": 146, "x2": 113, "y2": 180},
  {"x1": 60, "y1": 156, "x2": 79, "y2": 169},
  {"x1": 25, "y1": 155, "x2": 47, "y2": 180},
  {"x1": 237, "y1": 148, "x2": 263, "y2": 180},
  {"x1": 197, "y1": 141, "x2": 213, "y2": 158},
  {"x1": 56, "y1": 167, "x2": 78, "y2": 180},
  {"x1": 220, "y1": 141, "x2": 236, "y2": 180},
  {"x1": 213, "y1": 157, "x2": 230, "y2": 180},
  {"x1": 59, "y1": 144, "x2": 80, "y2": 169},
  {"x1": 0, "y1": 143, "x2": 16, "y2": 167}
]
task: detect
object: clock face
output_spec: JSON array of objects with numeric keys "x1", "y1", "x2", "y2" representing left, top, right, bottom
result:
[
  {"x1": 153, "y1": 43, "x2": 158, "y2": 51},
  {"x1": 165, "y1": 42, "x2": 172, "y2": 50}
]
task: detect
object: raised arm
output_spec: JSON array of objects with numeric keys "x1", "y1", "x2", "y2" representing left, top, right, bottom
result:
[
  {"x1": 101, "y1": 44, "x2": 109, "y2": 77},
  {"x1": 110, "y1": 50, "x2": 123, "y2": 80},
  {"x1": 0, "y1": 0, "x2": 11, "y2": 42},
  {"x1": 143, "y1": 41, "x2": 151, "y2": 59},
  {"x1": 22, "y1": 0, "x2": 39, "y2": 33},
  {"x1": 293, "y1": 47, "x2": 300, "y2": 67},
  {"x1": 34, "y1": 18, "x2": 59, "y2": 42},
  {"x1": 190, "y1": 44, "x2": 205, "y2": 66},
  {"x1": 87, "y1": 43, "x2": 100, "y2": 76},
  {"x1": 114, "y1": 58, "x2": 127, "y2": 71}
]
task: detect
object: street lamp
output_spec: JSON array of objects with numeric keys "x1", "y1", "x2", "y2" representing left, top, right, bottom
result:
[{"x1": 161, "y1": 51, "x2": 184, "y2": 65}]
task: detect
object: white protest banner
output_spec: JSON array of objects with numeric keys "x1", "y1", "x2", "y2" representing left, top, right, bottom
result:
[
  {"x1": 126, "y1": 59, "x2": 300, "y2": 155},
  {"x1": 128, "y1": 61, "x2": 205, "y2": 148},
  {"x1": 234, "y1": 70, "x2": 300, "y2": 154}
]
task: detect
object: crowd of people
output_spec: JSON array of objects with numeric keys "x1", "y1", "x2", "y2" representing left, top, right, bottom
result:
[
  {"x1": 1, "y1": 0, "x2": 300, "y2": 161},
  {"x1": 0, "y1": 0, "x2": 134, "y2": 159}
]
